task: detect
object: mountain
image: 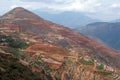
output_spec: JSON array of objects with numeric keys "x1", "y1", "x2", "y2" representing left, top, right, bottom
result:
[
  {"x1": 34, "y1": 10, "x2": 100, "y2": 28},
  {"x1": 0, "y1": 7, "x2": 120, "y2": 80},
  {"x1": 77, "y1": 22, "x2": 120, "y2": 50}
]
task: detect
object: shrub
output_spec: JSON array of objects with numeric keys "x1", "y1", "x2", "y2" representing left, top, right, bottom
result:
[
  {"x1": 79, "y1": 58, "x2": 94, "y2": 65},
  {"x1": 96, "y1": 64, "x2": 104, "y2": 70},
  {"x1": 65, "y1": 58, "x2": 74, "y2": 66},
  {"x1": 2, "y1": 47, "x2": 20, "y2": 58},
  {"x1": 55, "y1": 75, "x2": 61, "y2": 80},
  {"x1": 44, "y1": 64, "x2": 51, "y2": 73},
  {"x1": 98, "y1": 71, "x2": 112, "y2": 75},
  {"x1": 0, "y1": 36, "x2": 13, "y2": 42},
  {"x1": 5, "y1": 36, "x2": 14, "y2": 42},
  {"x1": 11, "y1": 49, "x2": 20, "y2": 57},
  {"x1": 0, "y1": 35, "x2": 28, "y2": 49},
  {"x1": 8, "y1": 40, "x2": 28, "y2": 49}
]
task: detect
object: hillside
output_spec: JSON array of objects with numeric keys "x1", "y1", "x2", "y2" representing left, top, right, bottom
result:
[
  {"x1": 0, "y1": 51, "x2": 52, "y2": 80},
  {"x1": 77, "y1": 22, "x2": 120, "y2": 50},
  {"x1": 0, "y1": 7, "x2": 120, "y2": 80}
]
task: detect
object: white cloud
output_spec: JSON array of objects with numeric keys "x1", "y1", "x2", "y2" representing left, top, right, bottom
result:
[
  {"x1": 110, "y1": 3, "x2": 120, "y2": 8},
  {"x1": 0, "y1": 0, "x2": 120, "y2": 21},
  {"x1": 20, "y1": 0, "x2": 101, "y2": 12},
  {"x1": 11, "y1": 5, "x2": 19, "y2": 9}
]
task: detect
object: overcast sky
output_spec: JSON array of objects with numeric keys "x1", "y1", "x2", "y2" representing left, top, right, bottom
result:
[{"x1": 0, "y1": 0, "x2": 120, "y2": 21}]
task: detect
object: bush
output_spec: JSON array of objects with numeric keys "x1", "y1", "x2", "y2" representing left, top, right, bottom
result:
[
  {"x1": 0, "y1": 35, "x2": 28, "y2": 49},
  {"x1": 96, "y1": 64, "x2": 104, "y2": 70},
  {"x1": 79, "y1": 58, "x2": 94, "y2": 65},
  {"x1": 55, "y1": 75, "x2": 61, "y2": 80},
  {"x1": 65, "y1": 58, "x2": 74, "y2": 66},
  {"x1": 0, "y1": 36, "x2": 13, "y2": 42},
  {"x1": 11, "y1": 49, "x2": 20, "y2": 57},
  {"x1": 44, "y1": 64, "x2": 51, "y2": 73},
  {"x1": 30, "y1": 55, "x2": 43, "y2": 68},
  {"x1": 9, "y1": 40, "x2": 28, "y2": 49},
  {"x1": 5, "y1": 36, "x2": 13, "y2": 42},
  {"x1": 98, "y1": 71, "x2": 112, "y2": 75}
]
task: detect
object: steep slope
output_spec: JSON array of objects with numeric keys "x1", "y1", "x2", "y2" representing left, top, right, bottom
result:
[
  {"x1": 0, "y1": 7, "x2": 120, "y2": 80},
  {"x1": 34, "y1": 11, "x2": 100, "y2": 28},
  {"x1": 0, "y1": 52, "x2": 52, "y2": 80},
  {"x1": 77, "y1": 22, "x2": 120, "y2": 50}
]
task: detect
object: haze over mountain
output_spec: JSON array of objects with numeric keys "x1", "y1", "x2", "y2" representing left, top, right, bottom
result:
[
  {"x1": 112, "y1": 19, "x2": 120, "y2": 22},
  {"x1": 0, "y1": 7, "x2": 120, "y2": 80},
  {"x1": 77, "y1": 22, "x2": 120, "y2": 50},
  {"x1": 34, "y1": 11, "x2": 100, "y2": 28}
]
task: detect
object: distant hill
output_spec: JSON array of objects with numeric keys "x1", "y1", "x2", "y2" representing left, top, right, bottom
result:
[
  {"x1": 34, "y1": 11, "x2": 100, "y2": 28},
  {"x1": 77, "y1": 22, "x2": 120, "y2": 50}
]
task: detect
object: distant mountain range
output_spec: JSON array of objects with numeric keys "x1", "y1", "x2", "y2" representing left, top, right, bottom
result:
[
  {"x1": 34, "y1": 11, "x2": 100, "y2": 28},
  {"x1": 77, "y1": 22, "x2": 120, "y2": 50}
]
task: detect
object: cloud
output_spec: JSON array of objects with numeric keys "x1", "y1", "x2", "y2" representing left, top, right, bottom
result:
[
  {"x1": 21, "y1": 0, "x2": 61, "y2": 2},
  {"x1": 20, "y1": 0, "x2": 41, "y2": 2},
  {"x1": 0, "y1": 0, "x2": 120, "y2": 21},
  {"x1": 110, "y1": 3, "x2": 120, "y2": 8},
  {"x1": 19, "y1": 0, "x2": 99, "y2": 12}
]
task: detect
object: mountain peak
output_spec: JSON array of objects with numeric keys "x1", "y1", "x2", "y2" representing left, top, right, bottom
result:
[
  {"x1": 14, "y1": 7, "x2": 25, "y2": 10},
  {"x1": 12, "y1": 7, "x2": 26, "y2": 10},
  {"x1": 1, "y1": 7, "x2": 42, "y2": 20},
  {"x1": 10, "y1": 7, "x2": 29, "y2": 14}
]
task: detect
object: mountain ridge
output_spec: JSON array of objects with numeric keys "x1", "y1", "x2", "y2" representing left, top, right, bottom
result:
[{"x1": 77, "y1": 22, "x2": 120, "y2": 50}]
